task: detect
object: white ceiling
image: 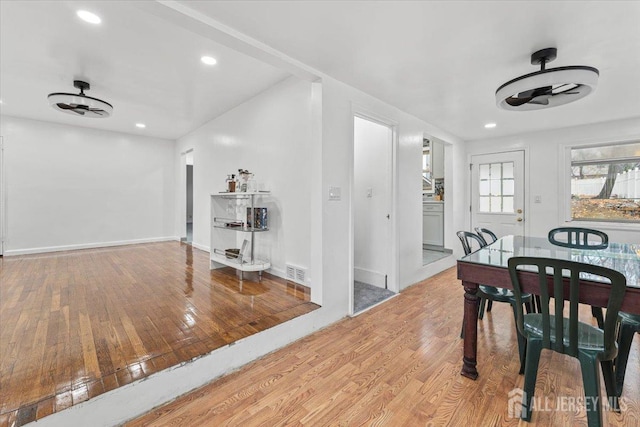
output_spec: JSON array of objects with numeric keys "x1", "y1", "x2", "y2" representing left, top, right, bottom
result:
[
  {"x1": 1, "y1": 1, "x2": 639, "y2": 142},
  {"x1": 182, "y1": 0, "x2": 640, "y2": 141},
  {"x1": 0, "y1": 1, "x2": 290, "y2": 140}
]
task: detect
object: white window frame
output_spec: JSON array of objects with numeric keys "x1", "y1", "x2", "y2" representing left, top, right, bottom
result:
[{"x1": 559, "y1": 138, "x2": 640, "y2": 230}]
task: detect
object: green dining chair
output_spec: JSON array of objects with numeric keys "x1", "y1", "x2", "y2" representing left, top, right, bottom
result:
[
  {"x1": 548, "y1": 226, "x2": 609, "y2": 250},
  {"x1": 548, "y1": 227, "x2": 609, "y2": 329},
  {"x1": 457, "y1": 231, "x2": 533, "y2": 373},
  {"x1": 615, "y1": 312, "x2": 640, "y2": 397},
  {"x1": 508, "y1": 256, "x2": 627, "y2": 427}
]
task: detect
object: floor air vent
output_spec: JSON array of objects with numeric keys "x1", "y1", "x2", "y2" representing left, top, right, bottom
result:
[{"x1": 285, "y1": 264, "x2": 306, "y2": 285}]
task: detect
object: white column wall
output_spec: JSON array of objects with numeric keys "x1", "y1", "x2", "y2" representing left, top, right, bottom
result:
[
  {"x1": 175, "y1": 77, "x2": 313, "y2": 286},
  {"x1": 0, "y1": 115, "x2": 176, "y2": 254},
  {"x1": 465, "y1": 117, "x2": 640, "y2": 243},
  {"x1": 320, "y1": 77, "x2": 466, "y2": 296}
]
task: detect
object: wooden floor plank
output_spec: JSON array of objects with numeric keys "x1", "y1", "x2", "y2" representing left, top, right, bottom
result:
[
  {"x1": 128, "y1": 268, "x2": 640, "y2": 426},
  {"x1": 0, "y1": 242, "x2": 317, "y2": 420}
]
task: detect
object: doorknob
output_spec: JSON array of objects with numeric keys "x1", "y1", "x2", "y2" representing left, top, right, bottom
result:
[
  {"x1": 517, "y1": 217, "x2": 523, "y2": 222},
  {"x1": 517, "y1": 209, "x2": 523, "y2": 214}
]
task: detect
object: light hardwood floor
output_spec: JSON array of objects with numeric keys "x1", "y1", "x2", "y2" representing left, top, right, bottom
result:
[
  {"x1": 0, "y1": 242, "x2": 317, "y2": 426},
  {"x1": 128, "y1": 268, "x2": 639, "y2": 426}
]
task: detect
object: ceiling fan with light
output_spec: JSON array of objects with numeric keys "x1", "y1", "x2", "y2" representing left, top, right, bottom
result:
[
  {"x1": 495, "y1": 48, "x2": 599, "y2": 111},
  {"x1": 48, "y1": 80, "x2": 113, "y2": 118}
]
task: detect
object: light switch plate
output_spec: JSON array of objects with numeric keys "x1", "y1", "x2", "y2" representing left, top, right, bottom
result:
[
  {"x1": 534, "y1": 195, "x2": 542, "y2": 203},
  {"x1": 329, "y1": 186, "x2": 341, "y2": 201},
  {"x1": 367, "y1": 188, "x2": 373, "y2": 198}
]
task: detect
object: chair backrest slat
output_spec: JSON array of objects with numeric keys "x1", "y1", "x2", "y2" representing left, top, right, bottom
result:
[
  {"x1": 456, "y1": 231, "x2": 486, "y2": 255},
  {"x1": 508, "y1": 256, "x2": 626, "y2": 359},
  {"x1": 548, "y1": 227, "x2": 608, "y2": 250},
  {"x1": 474, "y1": 227, "x2": 497, "y2": 245}
]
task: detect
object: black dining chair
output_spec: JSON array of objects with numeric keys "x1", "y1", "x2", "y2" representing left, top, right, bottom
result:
[
  {"x1": 548, "y1": 227, "x2": 609, "y2": 329},
  {"x1": 508, "y1": 256, "x2": 626, "y2": 427},
  {"x1": 615, "y1": 312, "x2": 640, "y2": 397},
  {"x1": 457, "y1": 231, "x2": 533, "y2": 373},
  {"x1": 548, "y1": 226, "x2": 609, "y2": 250},
  {"x1": 474, "y1": 227, "x2": 499, "y2": 312},
  {"x1": 474, "y1": 227, "x2": 498, "y2": 245}
]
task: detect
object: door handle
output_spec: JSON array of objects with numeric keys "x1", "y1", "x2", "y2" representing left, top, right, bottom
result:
[
  {"x1": 517, "y1": 217, "x2": 523, "y2": 222},
  {"x1": 517, "y1": 209, "x2": 523, "y2": 214}
]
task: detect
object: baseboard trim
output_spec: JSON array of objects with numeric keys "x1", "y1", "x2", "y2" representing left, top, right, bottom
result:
[
  {"x1": 190, "y1": 242, "x2": 210, "y2": 253},
  {"x1": 354, "y1": 266, "x2": 386, "y2": 288},
  {"x1": 4, "y1": 236, "x2": 180, "y2": 256}
]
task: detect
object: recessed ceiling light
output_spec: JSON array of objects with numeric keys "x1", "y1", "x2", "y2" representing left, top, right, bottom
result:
[
  {"x1": 136, "y1": 123, "x2": 146, "y2": 129},
  {"x1": 77, "y1": 10, "x2": 101, "y2": 24},
  {"x1": 201, "y1": 56, "x2": 217, "y2": 66},
  {"x1": 484, "y1": 123, "x2": 497, "y2": 129}
]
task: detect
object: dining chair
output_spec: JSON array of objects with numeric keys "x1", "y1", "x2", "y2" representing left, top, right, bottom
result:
[
  {"x1": 457, "y1": 231, "x2": 533, "y2": 373},
  {"x1": 508, "y1": 256, "x2": 627, "y2": 427},
  {"x1": 474, "y1": 227, "x2": 499, "y2": 312},
  {"x1": 548, "y1": 227, "x2": 609, "y2": 329},
  {"x1": 474, "y1": 227, "x2": 498, "y2": 245},
  {"x1": 548, "y1": 226, "x2": 609, "y2": 250},
  {"x1": 615, "y1": 312, "x2": 640, "y2": 397}
]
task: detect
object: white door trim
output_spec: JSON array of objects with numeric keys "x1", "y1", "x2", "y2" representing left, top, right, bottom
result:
[{"x1": 350, "y1": 105, "x2": 399, "y2": 315}]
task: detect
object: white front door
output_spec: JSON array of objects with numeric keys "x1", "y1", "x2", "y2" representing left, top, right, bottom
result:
[
  {"x1": 471, "y1": 151, "x2": 525, "y2": 238},
  {"x1": 353, "y1": 116, "x2": 392, "y2": 288}
]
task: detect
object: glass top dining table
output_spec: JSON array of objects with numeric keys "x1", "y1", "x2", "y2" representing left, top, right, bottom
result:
[{"x1": 457, "y1": 235, "x2": 640, "y2": 380}]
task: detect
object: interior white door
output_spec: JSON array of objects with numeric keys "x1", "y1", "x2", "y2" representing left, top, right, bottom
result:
[
  {"x1": 471, "y1": 150, "x2": 525, "y2": 238},
  {"x1": 354, "y1": 116, "x2": 392, "y2": 288}
]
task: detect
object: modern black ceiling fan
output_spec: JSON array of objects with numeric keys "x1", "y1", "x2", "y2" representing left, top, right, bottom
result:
[
  {"x1": 496, "y1": 48, "x2": 599, "y2": 111},
  {"x1": 48, "y1": 80, "x2": 114, "y2": 118}
]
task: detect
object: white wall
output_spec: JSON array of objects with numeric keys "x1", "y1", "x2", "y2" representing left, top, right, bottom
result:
[
  {"x1": 320, "y1": 77, "x2": 466, "y2": 298},
  {"x1": 465, "y1": 117, "x2": 640, "y2": 243},
  {"x1": 175, "y1": 77, "x2": 313, "y2": 287},
  {"x1": 0, "y1": 115, "x2": 176, "y2": 254}
]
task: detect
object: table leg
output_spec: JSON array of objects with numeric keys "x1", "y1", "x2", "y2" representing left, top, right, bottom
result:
[{"x1": 461, "y1": 280, "x2": 479, "y2": 380}]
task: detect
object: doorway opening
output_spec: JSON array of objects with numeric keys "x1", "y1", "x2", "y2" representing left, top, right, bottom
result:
[
  {"x1": 352, "y1": 115, "x2": 396, "y2": 314},
  {"x1": 181, "y1": 149, "x2": 194, "y2": 245},
  {"x1": 422, "y1": 135, "x2": 450, "y2": 265}
]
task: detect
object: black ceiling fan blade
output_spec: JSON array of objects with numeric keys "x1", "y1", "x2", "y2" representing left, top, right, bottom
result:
[
  {"x1": 57, "y1": 103, "x2": 79, "y2": 110},
  {"x1": 505, "y1": 96, "x2": 534, "y2": 107},
  {"x1": 529, "y1": 97, "x2": 550, "y2": 106}
]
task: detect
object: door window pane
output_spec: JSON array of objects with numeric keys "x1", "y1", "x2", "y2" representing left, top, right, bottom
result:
[
  {"x1": 479, "y1": 164, "x2": 490, "y2": 180},
  {"x1": 503, "y1": 162, "x2": 514, "y2": 179},
  {"x1": 503, "y1": 179, "x2": 515, "y2": 196},
  {"x1": 478, "y1": 161, "x2": 516, "y2": 213},
  {"x1": 479, "y1": 180, "x2": 490, "y2": 196},
  {"x1": 490, "y1": 180, "x2": 502, "y2": 195}
]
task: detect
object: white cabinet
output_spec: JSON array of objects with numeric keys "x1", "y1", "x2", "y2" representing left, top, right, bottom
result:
[
  {"x1": 423, "y1": 202, "x2": 444, "y2": 248},
  {"x1": 210, "y1": 192, "x2": 271, "y2": 278}
]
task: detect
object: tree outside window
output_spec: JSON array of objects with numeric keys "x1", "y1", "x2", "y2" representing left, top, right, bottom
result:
[{"x1": 571, "y1": 142, "x2": 640, "y2": 222}]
